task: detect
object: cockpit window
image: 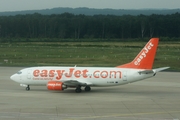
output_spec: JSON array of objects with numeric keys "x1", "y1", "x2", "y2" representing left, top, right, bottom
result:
[{"x1": 17, "y1": 71, "x2": 22, "y2": 74}]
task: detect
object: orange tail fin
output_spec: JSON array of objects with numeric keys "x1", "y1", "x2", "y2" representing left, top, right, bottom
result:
[{"x1": 117, "y1": 38, "x2": 159, "y2": 69}]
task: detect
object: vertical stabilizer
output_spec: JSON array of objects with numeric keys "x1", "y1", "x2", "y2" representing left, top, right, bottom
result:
[{"x1": 117, "y1": 38, "x2": 159, "y2": 69}]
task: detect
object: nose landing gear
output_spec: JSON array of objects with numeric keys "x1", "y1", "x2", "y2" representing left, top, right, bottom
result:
[{"x1": 26, "y1": 85, "x2": 30, "y2": 91}]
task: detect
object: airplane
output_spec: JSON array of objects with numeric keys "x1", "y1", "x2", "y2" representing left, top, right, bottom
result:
[{"x1": 10, "y1": 38, "x2": 169, "y2": 93}]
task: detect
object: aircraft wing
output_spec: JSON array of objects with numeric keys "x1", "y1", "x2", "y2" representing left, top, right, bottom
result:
[{"x1": 62, "y1": 80, "x2": 93, "y2": 86}]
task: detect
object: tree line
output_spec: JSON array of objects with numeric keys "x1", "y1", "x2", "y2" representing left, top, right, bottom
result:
[{"x1": 0, "y1": 13, "x2": 180, "y2": 42}]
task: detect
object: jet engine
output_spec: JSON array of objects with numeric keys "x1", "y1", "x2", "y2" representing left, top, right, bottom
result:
[{"x1": 47, "y1": 81, "x2": 67, "y2": 90}]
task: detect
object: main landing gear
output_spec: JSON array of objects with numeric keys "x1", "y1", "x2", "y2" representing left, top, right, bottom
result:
[
  {"x1": 75, "y1": 86, "x2": 91, "y2": 93},
  {"x1": 75, "y1": 85, "x2": 82, "y2": 93},
  {"x1": 85, "y1": 86, "x2": 91, "y2": 92},
  {"x1": 26, "y1": 85, "x2": 30, "y2": 91}
]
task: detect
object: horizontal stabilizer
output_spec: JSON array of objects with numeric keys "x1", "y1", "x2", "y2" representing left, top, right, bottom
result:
[
  {"x1": 138, "y1": 70, "x2": 154, "y2": 74},
  {"x1": 153, "y1": 67, "x2": 170, "y2": 73}
]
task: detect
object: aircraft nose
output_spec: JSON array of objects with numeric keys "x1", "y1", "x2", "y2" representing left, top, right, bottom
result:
[{"x1": 10, "y1": 74, "x2": 17, "y2": 81}]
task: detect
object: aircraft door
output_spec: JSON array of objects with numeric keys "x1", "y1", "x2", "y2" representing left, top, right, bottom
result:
[
  {"x1": 27, "y1": 69, "x2": 31, "y2": 79},
  {"x1": 123, "y1": 71, "x2": 127, "y2": 81}
]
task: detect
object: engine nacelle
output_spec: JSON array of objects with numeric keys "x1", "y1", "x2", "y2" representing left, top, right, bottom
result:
[{"x1": 47, "y1": 81, "x2": 67, "y2": 91}]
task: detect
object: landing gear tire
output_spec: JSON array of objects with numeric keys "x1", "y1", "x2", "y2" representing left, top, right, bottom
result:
[
  {"x1": 85, "y1": 86, "x2": 91, "y2": 92},
  {"x1": 75, "y1": 86, "x2": 82, "y2": 93},
  {"x1": 26, "y1": 85, "x2": 30, "y2": 91}
]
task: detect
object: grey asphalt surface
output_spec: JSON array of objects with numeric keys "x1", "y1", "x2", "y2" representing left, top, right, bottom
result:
[{"x1": 0, "y1": 67, "x2": 180, "y2": 120}]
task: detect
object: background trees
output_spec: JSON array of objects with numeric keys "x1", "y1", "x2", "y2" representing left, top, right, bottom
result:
[{"x1": 0, "y1": 12, "x2": 180, "y2": 42}]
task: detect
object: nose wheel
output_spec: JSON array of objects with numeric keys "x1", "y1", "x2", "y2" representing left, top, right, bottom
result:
[{"x1": 26, "y1": 85, "x2": 30, "y2": 91}]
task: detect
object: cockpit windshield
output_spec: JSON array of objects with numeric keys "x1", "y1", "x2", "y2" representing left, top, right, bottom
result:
[{"x1": 17, "y1": 71, "x2": 22, "y2": 74}]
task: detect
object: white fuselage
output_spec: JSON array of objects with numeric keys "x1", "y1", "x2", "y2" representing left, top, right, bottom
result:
[{"x1": 11, "y1": 66, "x2": 154, "y2": 87}]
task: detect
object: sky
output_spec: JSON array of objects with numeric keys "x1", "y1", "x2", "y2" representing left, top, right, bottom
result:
[{"x1": 0, "y1": 0, "x2": 180, "y2": 12}]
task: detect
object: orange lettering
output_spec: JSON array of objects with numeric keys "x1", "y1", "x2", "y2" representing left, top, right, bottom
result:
[
  {"x1": 82, "y1": 69, "x2": 88, "y2": 78},
  {"x1": 110, "y1": 71, "x2": 122, "y2": 78},
  {"x1": 93, "y1": 70, "x2": 100, "y2": 78},
  {"x1": 56, "y1": 70, "x2": 65, "y2": 80},
  {"x1": 33, "y1": 70, "x2": 40, "y2": 77},
  {"x1": 101, "y1": 71, "x2": 108, "y2": 78},
  {"x1": 49, "y1": 70, "x2": 55, "y2": 77},
  {"x1": 74, "y1": 70, "x2": 81, "y2": 78},
  {"x1": 65, "y1": 68, "x2": 74, "y2": 77},
  {"x1": 40, "y1": 70, "x2": 48, "y2": 77}
]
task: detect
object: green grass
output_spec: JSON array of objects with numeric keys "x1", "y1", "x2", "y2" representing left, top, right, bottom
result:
[{"x1": 0, "y1": 41, "x2": 180, "y2": 71}]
